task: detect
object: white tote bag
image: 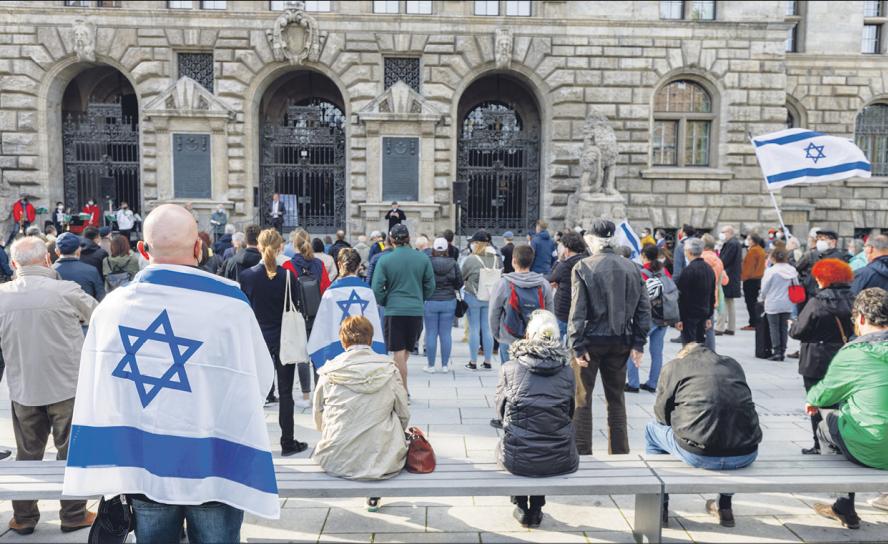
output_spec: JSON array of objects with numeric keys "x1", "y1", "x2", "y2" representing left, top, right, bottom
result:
[
  {"x1": 475, "y1": 254, "x2": 502, "y2": 302},
  {"x1": 280, "y1": 270, "x2": 309, "y2": 365}
]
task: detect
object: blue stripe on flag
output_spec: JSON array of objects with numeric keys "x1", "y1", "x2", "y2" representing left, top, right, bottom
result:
[
  {"x1": 67, "y1": 425, "x2": 277, "y2": 494},
  {"x1": 766, "y1": 161, "x2": 872, "y2": 184},
  {"x1": 620, "y1": 223, "x2": 640, "y2": 253},
  {"x1": 310, "y1": 340, "x2": 387, "y2": 369},
  {"x1": 754, "y1": 131, "x2": 823, "y2": 147},
  {"x1": 137, "y1": 269, "x2": 249, "y2": 304}
]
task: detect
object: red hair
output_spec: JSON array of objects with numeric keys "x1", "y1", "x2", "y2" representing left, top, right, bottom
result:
[{"x1": 811, "y1": 258, "x2": 853, "y2": 288}]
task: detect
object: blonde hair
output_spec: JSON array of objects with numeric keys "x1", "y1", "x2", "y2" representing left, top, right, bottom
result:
[
  {"x1": 472, "y1": 241, "x2": 489, "y2": 256},
  {"x1": 257, "y1": 228, "x2": 283, "y2": 279},
  {"x1": 339, "y1": 315, "x2": 374, "y2": 348},
  {"x1": 291, "y1": 228, "x2": 314, "y2": 260}
]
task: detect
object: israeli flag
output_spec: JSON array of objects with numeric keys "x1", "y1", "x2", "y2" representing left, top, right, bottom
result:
[
  {"x1": 307, "y1": 276, "x2": 386, "y2": 368},
  {"x1": 615, "y1": 220, "x2": 642, "y2": 264},
  {"x1": 63, "y1": 265, "x2": 279, "y2": 519},
  {"x1": 752, "y1": 128, "x2": 871, "y2": 190}
]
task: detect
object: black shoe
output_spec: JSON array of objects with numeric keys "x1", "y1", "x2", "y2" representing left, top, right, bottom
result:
[
  {"x1": 802, "y1": 446, "x2": 821, "y2": 455},
  {"x1": 670, "y1": 336, "x2": 683, "y2": 344},
  {"x1": 768, "y1": 353, "x2": 785, "y2": 362},
  {"x1": 513, "y1": 507, "x2": 531, "y2": 528},
  {"x1": 0, "y1": 449, "x2": 11, "y2": 461},
  {"x1": 526, "y1": 508, "x2": 543, "y2": 529},
  {"x1": 724, "y1": 330, "x2": 735, "y2": 336},
  {"x1": 265, "y1": 394, "x2": 278, "y2": 406},
  {"x1": 465, "y1": 362, "x2": 478, "y2": 371},
  {"x1": 814, "y1": 501, "x2": 860, "y2": 529},
  {"x1": 706, "y1": 499, "x2": 735, "y2": 528},
  {"x1": 624, "y1": 384, "x2": 639, "y2": 393},
  {"x1": 715, "y1": 330, "x2": 724, "y2": 336},
  {"x1": 281, "y1": 441, "x2": 308, "y2": 456},
  {"x1": 640, "y1": 384, "x2": 656, "y2": 393},
  {"x1": 490, "y1": 418, "x2": 503, "y2": 429},
  {"x1": 481, "y1": 363, "x2": 492, "y2": 371}
]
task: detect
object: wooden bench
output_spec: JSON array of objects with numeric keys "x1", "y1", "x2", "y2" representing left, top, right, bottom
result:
[{"x1": 0, "y1": 457, "x2": 664, "y2": 544}]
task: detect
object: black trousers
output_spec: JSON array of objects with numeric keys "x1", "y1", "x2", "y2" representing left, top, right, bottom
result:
[
  {"x1": 573, "y1": 343, "x2": 632, "y2": 454},
  {"x1": 268, "y1": 349, "x2": 311, "y2": 448},
  {"x1": 742, "y1": 279, "x2": 761, "y2": 326},
  {"x1": 512, "y1": 496, "x2": 545, "y2": 511},
  {"x1": 680, "y1": 317, "x2": 708, "y2": 345},
  {"x1": 271, "y1": 217, "x2": 283, "y2": 232},
  {"x1": 803, "y1": 376, "x2": 824, "y2": 447}
]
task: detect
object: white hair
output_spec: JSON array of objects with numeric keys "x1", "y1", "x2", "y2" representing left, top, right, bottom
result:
[
  {"x1": 10, "y1": 236, "x2": 48, "y2": 266},
  {"x1": 583, "y1": 234, "x2": 616, "y2": 254},
  {"x1": 224, "y1": 223, "x2": 236, "y2": 235},
  {"x1": 525, "y1": 310, "x2": 560, "y2": 342},
  {"x1": 232, "y1": 232, "x2": 245, "y2": 245}
]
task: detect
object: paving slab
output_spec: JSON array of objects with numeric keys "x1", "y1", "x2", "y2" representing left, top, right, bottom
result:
[{"x1": 676, "y1": 514, "x2": 803, "y2": 543}]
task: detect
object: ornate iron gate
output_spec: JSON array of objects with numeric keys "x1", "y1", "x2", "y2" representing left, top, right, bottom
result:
[
  {"x1": 260, "y1": 100, "x2": 346, "y2": 231},
  {"x1": 457, "y1": 101, "x2": 540, "y2": 235},
  {"x1": 62, "y1": 102, "x2": 141, "y2": 214}
]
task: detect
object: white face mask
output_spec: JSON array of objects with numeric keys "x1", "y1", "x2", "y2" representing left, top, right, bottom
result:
[
  {"x1": 718, "y1": 233, "x2": 726, "y2": 241},
  {"x1": 57, "y1": 206, "x2": 64, "y2": 210},
  {"x1": 815, "y1": 240, "x2": 830, "y2": 252},
  {"x1": 776, "y1": 232, "x2": 784, "y2": 239}
]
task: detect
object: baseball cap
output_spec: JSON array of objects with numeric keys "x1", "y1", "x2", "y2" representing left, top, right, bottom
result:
[
  {"x1": 99, "y1": 226, "x2": 112, "y2": 237},
  {"x1": 588, "y1": 219, "x2": 616, "y2": 238},
  {"x1": 433, "y1": 237, "x2": 448, "y2": 252},
  {"x1": 56, "y1": 232, "x2": 81, "y2": 255},
  {"x1": 390, "y1": 223, "x2": 409, "y2": 242},
  {"x1": 502, "y1": 231, "x2": 514, "y2": 240},
  {"x1": 470, "y1": 230, "x2": 491, "y2": 243}
]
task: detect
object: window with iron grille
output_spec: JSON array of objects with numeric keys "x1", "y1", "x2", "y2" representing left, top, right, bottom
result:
[
  {"x1": 178, "y1": 52, "x2": 215, "y2": 92},
  {"x1": 384, "y1": 57, "x2": 421, "y2": 92},
  {"x1": 856, "y1": 104, "x2": 888, "y2": 176}
]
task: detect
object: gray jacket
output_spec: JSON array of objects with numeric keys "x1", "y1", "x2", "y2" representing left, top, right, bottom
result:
[
  {"x1": 568, "y1": 248, "x2": 652, "y2": 355},
  {"x1": 495, "y1": 338, "x2": 579, "y2": 477},
  {"x1": 489, "y1": 271, "x2": 554, "y2": 345}
]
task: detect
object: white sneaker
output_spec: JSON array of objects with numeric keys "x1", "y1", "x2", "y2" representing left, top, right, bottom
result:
[
  {"x1": 294, "y1": 398, "x2": 311, "y2": 409},
  {"x1": 422, "y1": 366, "x2": 436, "y2": 374},
  {"x1": 439, "y1": 365, "x2": 450, "y2": 374}
]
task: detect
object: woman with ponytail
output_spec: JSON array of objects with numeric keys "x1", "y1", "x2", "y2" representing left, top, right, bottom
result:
[{"x1": 239, "y1": 228, "x2": 310, "y2": 457}]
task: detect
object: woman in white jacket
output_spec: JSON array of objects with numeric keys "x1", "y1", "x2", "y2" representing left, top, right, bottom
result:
[
  {"x1": 758, "y1": 248, "x2": 799, "y2": 361},
  {"x1": 313, "y1": 315, "x2": 410, "y2": 511}
]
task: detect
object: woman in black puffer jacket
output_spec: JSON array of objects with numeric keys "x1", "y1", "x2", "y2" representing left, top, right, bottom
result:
[
  {"x1": 789, "y1": 258, "x2": 855, "y2": 455},
  {"x1": 495, "y1": 310, "x2": 578, "y2": 529}
]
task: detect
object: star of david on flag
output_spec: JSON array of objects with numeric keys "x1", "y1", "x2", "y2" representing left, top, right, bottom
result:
[
  {"x1": 804, "y1": 142, "x2": 826, "y2": 164},
  {"x1": 335, "y1": 289, "x2": 370, "y2": 322},
  {"x1": 112, "y1": 309, "x2": 203, "y2": 408}
]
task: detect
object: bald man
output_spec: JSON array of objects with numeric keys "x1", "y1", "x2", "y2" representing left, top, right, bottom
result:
[
  {"x1": 0, "y1": 236, "x2": 97, "y2": 534},
  {"x1": 63, "y1": 204, "x2": 279, "y2": 540}
]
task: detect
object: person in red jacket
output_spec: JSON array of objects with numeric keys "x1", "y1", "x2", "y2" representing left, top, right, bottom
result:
[
  {"x1": 7, "y1": 197, "x2": 36, "y2": 246},
  {"x1": 82, "y1": 199, "x2": 101, "y2": 228}
]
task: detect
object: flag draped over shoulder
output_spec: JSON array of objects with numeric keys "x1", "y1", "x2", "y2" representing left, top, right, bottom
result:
[
  {"x1": 614, "y1": 220, "x2": 642, "y2": 264},
  {"x1": 752, "y1": 128, "x2": 871, "y2": 190},
  {"x1": 307, "y1": 276, "x2": 386, "y2": 368},
  {"x1": 63, "y1": 265, "x2": 279, "y2": 519}
]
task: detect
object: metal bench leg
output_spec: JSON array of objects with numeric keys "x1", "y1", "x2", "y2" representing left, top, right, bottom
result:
[{"x1": 633, "y1": 493, "x2": 663, "y2": 544}]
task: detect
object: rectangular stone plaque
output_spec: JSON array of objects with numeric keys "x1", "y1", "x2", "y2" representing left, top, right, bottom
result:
[
  {"x1": 173, "y1": 133, "x2": 212, "y2": 199},
  {"x1": 382, "y1": 137, "x2": 419, "y2": 202}
]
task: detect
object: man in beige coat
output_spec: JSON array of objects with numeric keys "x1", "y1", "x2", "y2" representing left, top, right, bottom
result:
[
  {"x1": 313, "y1": 316, "x2": 409, "y2": 496},
  {"x1": 0, "y1": 236, "x2": 97, "y2": 535}
]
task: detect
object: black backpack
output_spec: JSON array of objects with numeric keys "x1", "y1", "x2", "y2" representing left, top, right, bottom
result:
[{"x1": 292, "y1": 259, "x2": 322, "y2": 322}]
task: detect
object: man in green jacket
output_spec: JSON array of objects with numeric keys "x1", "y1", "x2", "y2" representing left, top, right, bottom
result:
[
  {"x1": 371, "y1": 224, "x2": 435, "y2": 394},
  {"x1": 806, "y1": 287, "x2": 888, "y2": 529}
]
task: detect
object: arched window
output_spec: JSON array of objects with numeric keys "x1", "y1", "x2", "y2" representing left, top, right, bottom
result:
[
  {"x1": 652, "y1": 79, "x2": 714, "y2": 167},
  {"x1": 856, "y1": 103, "x2": 888, "y2": 176}
]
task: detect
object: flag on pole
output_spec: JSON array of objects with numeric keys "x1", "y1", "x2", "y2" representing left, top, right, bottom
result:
[
  {"x1": 752, "y1": 128, "x2": 871, "y2": 190},
  {"x1": 615, "y1": 220, "x2": 642, "y2": 263}
]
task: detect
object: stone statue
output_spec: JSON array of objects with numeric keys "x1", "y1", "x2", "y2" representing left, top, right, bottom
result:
[
  {"x1": 266, "y1": 1, "x2": 321, "y2": 65},
  {"x1": 72, "y1": 18, "x2": 96, "y2": 63},
  {"x1": 564, "y1": 110, "x2": 624, "y2": 231},
  {"x1": 495, "y1": 28, "x2": 512, "y2": 69}
]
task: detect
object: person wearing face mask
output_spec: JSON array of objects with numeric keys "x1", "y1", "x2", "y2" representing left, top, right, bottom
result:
[
  {"x1": 114, "y1": 201, "x2": 136, "y2": 244},
  {"x1": 796, "y1": 229, "x2": 851, "y2": 305},
  {"x1": 210, "y1": 204, "x2": 228, "y2": 243},
  {"x1": 52, "y1": 202, "x2": 67, "y2": 234},
  {"x1": 81, "y1": 199, "x2": 101, "y2": 229}
]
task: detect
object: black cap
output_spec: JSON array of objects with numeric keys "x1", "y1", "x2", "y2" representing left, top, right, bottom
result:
[
  {"x1": 390, "y1": 223, "x2": 409, "y2": 242},
  {"x1": 470, "y1": 230, "x2": 491, "y2": 243},
  {"x1": 588, "y1": 219, "x2": 616, "y2": 238},
  {"x1": 816, "y1": 229, "x2": 838, "y2": 240}
]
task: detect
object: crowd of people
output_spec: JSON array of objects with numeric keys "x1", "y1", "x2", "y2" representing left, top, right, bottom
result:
[{"x1": 0, "y1": 203, "x2": 886, "y2": 540}]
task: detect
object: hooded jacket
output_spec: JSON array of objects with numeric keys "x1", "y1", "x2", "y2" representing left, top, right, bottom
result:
[
  {"x1": 789, "y1": 284, "x2": 854, "y2": 380},
  {"x1": 851, "y1": 255, "x2": 888, "y2": 295},
  {"x1": 807, "y1": 330, "x2": 888, "y2": 470},
  {"x1": 495, "y1": 338, "x2": 578, "y2": 477},
  {"x1": 102, "y1": 253, "x2": 141, "y2": 290},
  {"x1": 489, "y1": 271, "x2": 555, "y2": 345},
  {"x1": 429, "y1": 255, "x2": 463, "y2": 301},
  {"x1": 79, "y1": 239, "x2": 108, "y2": 279},
  {"x1": 530, "y1": 230, "x2": 556, "y2": 274},
  {"x1": 312, "y1": 346, "x2": 410, "y2": 480},
  {"x1": 654, "y1": 345, "x2": 762, "y2": 457},
  {"x1": 223, "y1": 247, "x2": 261, "y2": 282},
  {"x1": 758, "y1": 262, "x2": 799, "y2": 314},
  {"x1": 568, "y1": 248, "x2": 652, "y2": 355}
]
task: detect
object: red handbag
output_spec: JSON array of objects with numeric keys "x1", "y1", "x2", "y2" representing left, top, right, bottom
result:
[
  {"x1": 788, "y1": 279, "x2": 806, "y2": 304},
  {"x1": 404, "y1": 427, "x2": 436, "y2": 474}
]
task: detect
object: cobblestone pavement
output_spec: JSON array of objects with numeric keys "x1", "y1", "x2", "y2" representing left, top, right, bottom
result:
[{"x1": 0, "y1": 308, "x2": 885, "y2": 543}]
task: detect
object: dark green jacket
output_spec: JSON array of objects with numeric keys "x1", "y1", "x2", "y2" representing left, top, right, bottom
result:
[
  {"x1": 807, "y1": 330, "x2": 888, "y2": 470},
  {"x1": 371, "y1": 246, "x2": 435, "y2": 316}
]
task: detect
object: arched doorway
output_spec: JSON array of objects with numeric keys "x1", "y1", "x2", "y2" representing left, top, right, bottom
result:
[
  {"x1": 259, "y1": 70, "x2": 345, "y2": 231},
  {"x1": 61, "y1": 66, "x2": 140, "y2": 219},
  {"x1": 457, "y1": 73, "x2": 540, "y2": 235}
]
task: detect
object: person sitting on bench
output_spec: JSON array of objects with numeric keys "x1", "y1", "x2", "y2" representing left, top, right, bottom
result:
[{"x1": 645, "y1": 343, "x2": 762, "y2": 528}]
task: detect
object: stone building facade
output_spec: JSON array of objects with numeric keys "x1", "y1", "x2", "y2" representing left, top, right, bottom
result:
[{"x1": 0, "y1": 0, "x2": 886, "y2": 240}]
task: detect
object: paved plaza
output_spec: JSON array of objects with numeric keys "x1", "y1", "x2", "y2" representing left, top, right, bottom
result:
[{"x1": 0, "y1": 310, "x2": 886, "y2": 543}]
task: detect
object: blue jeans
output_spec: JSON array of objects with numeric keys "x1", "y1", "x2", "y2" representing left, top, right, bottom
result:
[
  {"x1": 644, "y1": 421, "x2": 757, "y2": 470},
  {"x1": 465, "y1": 291, "x2": 493, "y2": 363},
  {"x1": 424, "y1": 299, "x2": 457, "y2": 367},
  {"x1": 627, "y1": 326, "x2": 667, "y2": 389},
  {"x1": 500, "y1": 341, "x2": 511, "y2": 364},
  {"x1": 558, "y1": 319, "x2": 568, "y2": 345},
  {"x1": 131, "y1": 497, "x2": 244, "y2": 544}
]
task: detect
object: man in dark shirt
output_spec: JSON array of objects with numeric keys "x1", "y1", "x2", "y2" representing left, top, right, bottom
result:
[
  {"x1": 675, "y1": 238, "x2": 716, "y2": 345},
  {"x1": 223, "y1": 225, "x2": 262, "y2": 282},
  {"x1": 52, "y1": 233, "x2": 104, "y2": 301},
  {"x1": 548, "y1": 231, "x2": 586, "y2": 340},
  {"x1": 500, "y1": 231, "x2": 515, "y2": 274},
  {"x1": 78, "y1": 227, "x2": 108, "y2": 280},
  {"x1": 385, "y1": 202, "x2": 406, "y2": 231},
  {"x1": 327, "y1": 229, "x2": 351, "y2": 262}
]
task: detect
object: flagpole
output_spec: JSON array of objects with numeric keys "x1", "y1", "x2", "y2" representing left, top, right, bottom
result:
[{"x1": 749, "y1": 132, "x2": 792, "y2": 240}]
